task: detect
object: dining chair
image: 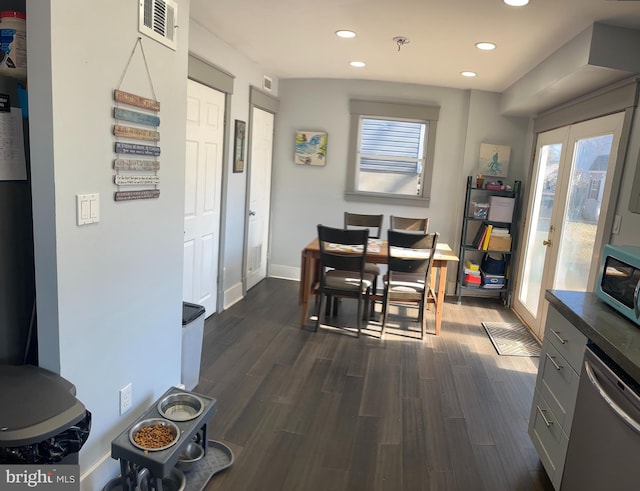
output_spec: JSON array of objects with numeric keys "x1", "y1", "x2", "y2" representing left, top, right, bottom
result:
[
  {"x1": 344, "y1": 212, "x2": 384, "y2": 314},
  {"x1": 381, "y1": 230, "x2": 439, "y2": 339},
  {"x1": 390, "y1": 215, "x2": 429, "y2": 233},
  {"x1": 315, "y1": 224, "x2": 374, "y2": 337}
]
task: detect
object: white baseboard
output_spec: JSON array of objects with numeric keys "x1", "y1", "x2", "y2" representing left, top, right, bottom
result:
[
  {"x1": 224, "y1": 282, "x2": 243, "y2": 310},
  {"x1": 268, "y1": 264, "x2": 299, "y2": 281},
  {"x1": 80, "y1": 451, "x2": 120, "y2": 491}
]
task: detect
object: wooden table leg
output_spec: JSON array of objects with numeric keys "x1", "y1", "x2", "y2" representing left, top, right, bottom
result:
[
  {"x1": 434, "y1": 263, "x2": 448, "y2": 336},
  {"x1": 299, "y1": 250, "x2": 316, "y2": 326}
]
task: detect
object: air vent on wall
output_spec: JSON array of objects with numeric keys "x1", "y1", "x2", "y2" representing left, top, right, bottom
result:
[
  {"x1": 263, "y1": 76, "x2": 273, "y2": 92},
  {"x1": 139, "y1": 0, "x2": 178, "y2": 51}
]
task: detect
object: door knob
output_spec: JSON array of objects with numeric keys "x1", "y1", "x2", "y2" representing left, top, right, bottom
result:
[{"x1": 543, "y1": 240, "x2": 551, "y2": 246}]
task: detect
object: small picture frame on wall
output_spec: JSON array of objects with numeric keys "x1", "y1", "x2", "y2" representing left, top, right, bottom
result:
[
  {"x1": 478, "y1": 143, "x2": 511, "y2": 178},
  {"x1": 295, "y1": 130, "x2": 327, "y2": 166},
  {"x1": 234, "y1": 119, "x2": 246, "y2": 173}
]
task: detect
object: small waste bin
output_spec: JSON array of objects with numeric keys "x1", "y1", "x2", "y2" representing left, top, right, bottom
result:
[{"x1": 181, "y1": 302, "x2": 206, "y2": 391}]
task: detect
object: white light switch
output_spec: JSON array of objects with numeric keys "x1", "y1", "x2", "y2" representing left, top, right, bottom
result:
[{"x1": 77, "y1": 193, "x2": 100, "y2": 225}]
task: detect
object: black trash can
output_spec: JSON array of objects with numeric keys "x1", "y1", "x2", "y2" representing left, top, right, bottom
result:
[
  {"x1": 182, "y1": 302, "x2": 206, "y2": 391},
  {"x1": 0, "y1": 365, "x2": 91, "y2": 464}
]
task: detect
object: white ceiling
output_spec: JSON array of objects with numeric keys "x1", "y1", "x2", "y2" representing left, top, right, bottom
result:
[{"x1": 190, "y1": 0, "x2": 640, "y2": 94}]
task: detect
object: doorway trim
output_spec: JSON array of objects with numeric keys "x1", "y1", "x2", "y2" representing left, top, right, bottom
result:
[
  {"x1": 242, "y1": 86, "x2": 279, "y2": 294},
  {"x1": 187, "y1": 54, "x2": 235, "y2": 313}
]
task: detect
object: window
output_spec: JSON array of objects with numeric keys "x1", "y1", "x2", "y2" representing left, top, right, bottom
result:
[{"x1": 347, "y1": 99, "x2": 439, "y2": 204}]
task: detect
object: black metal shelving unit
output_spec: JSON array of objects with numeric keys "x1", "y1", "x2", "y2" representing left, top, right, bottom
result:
[{"x1": 456, "y1": 175, "x2": 521, "y2": 305}]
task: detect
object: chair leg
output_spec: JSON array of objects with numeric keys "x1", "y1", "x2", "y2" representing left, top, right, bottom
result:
[
  {"x1": 315, "y1": 292, "x2": 325, "y2": 332},
  {"x1": 370, "y1": 276, "x2": 378, "y2": 317},
  {"x1": 356, "y1": 295, "x2": 362, "y2": 338},
  {"x1": 420, "y1": 299, "x2": 427, "y2": 339},
  {"x1": 381, "y1": 288, "x2": 391, "y2": 338}
]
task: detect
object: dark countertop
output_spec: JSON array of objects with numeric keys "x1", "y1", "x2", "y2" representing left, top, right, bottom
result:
[{"x1": 546, "y1": 289, "x2": 640, "y2": 382}]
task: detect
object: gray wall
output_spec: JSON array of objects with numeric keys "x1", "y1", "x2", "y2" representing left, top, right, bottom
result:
[
  {"x1": 27, "y1": 2, "x2": 190, "y2": 488},
  {"x1": 268, "y1": 79, "x2": 530, "y2": 288}
]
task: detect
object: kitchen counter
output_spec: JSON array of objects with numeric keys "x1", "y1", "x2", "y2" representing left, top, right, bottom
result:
[{"x1": 546, "y1": 289, "x2": 640, "y2": 382}]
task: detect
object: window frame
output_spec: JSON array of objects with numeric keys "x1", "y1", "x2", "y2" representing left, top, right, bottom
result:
[{"x1": 346, "y1": 99, "x2": 439, "y2": 206}]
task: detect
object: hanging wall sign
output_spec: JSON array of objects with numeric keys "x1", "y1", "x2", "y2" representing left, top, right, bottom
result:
[{"x1": 112, "y1": 38, "x2": 161, "y2": 202}]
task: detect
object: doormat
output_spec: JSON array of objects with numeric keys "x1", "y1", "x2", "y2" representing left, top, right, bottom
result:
[{"x1": 481, "y1": 321, "x2": 541, "y2": 357}]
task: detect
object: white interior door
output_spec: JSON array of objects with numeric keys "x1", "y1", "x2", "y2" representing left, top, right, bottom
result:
[
  {"x1": 514, "y1": 112, "x2": 624, "y2": 339},
  {"x1": 246, "y1": 107, "x2": 275, "y2": 290},
  {"x1": 183, "y1": 79, "x2": 224, "y2": 315}
]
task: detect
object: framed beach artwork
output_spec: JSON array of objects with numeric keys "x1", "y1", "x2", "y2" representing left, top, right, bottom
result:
[
  {"x1": 295, "y1": 130, "x2": 327, "y2": 166},
  {"x1": 478, "y1": 143, "x2": 511, "y2": 178}
]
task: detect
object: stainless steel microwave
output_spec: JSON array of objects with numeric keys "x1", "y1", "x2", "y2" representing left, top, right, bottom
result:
[{"x1": 596, "y1": 244, "x2": 640, "y2": 326}]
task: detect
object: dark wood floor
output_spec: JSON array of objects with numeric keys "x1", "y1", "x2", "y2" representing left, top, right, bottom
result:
[{"x1": 195, "y1": 278, "x2": 554, "y2": 491}]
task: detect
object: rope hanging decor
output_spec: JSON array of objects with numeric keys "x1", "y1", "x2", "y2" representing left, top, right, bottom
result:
[{"x1": 112, "y1": 37, "x2": 162, "y2": 202}]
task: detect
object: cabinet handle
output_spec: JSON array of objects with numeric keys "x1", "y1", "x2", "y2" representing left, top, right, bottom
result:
[
  {"x1": 543, "y1": 240, "x2": 551, "y2": 246},
  {"x1": 536, "y1": 405, "x2": 553, "y2": 427},
  {"x1": 551, "y1": 330, "x2": 566, "y2": 344},
  {"x1": 546, "y1": 353, "x2": 563, "y2": 370}
]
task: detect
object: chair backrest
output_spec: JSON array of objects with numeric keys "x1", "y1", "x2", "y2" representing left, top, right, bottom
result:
[
  {"x1": 390, "y1": 215, "x2": 429, "y2": 233},
  {"x1": 344, "y1": 212, "x2": 383, "y2": 239},
  {"x1": 387, "y1": 230, "x2": 439, "y2": 277},
  {"x1": 318, "y1": 224, "x2": 369, "y2": 272}
]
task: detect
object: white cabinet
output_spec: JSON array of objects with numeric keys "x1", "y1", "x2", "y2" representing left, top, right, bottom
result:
[{"x1": 528, "y1": 305, "x2": 587, "y2": 490}]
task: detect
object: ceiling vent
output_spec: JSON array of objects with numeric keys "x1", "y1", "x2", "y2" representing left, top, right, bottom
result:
[{"x1": 139, "y1": 0, "x2": 178, "y2": 51}]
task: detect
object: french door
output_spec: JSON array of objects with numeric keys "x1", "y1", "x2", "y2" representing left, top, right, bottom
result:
[{"x1": 514, "y1": 112, "x2": 624, "y2": 340}]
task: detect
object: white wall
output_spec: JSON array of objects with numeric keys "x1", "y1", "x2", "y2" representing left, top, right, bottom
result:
[
  {"x1": 268, "y1": 79, "x2": 529, "y2": 287},
  {"x1": 28, "y1": 1, "x2": 190, "y2": 488},
  {"x1": 188, "y1": 21, "x2": 278, "y2": 308}
]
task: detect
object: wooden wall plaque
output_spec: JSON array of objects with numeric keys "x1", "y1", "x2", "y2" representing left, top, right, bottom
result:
[
  {"x1": 114, "y1": 175, "x2": 160, "y2": 185},
  {"x1": 114, "y1": 125, "x2": 160, "y2": 141},
  {"x1": 115, "y1": 142, "x2": 160, "y2": 156},
  {"x1": 115, "y1": 189, "x2": 160, "y2": 201},
  {"x1": 113, "y1": 159, "x2": 160, "y2": 171},
  {"x1": 114, "y1": 90, "x2": 160, "y2": 111},
  {"x1": 113, "y1": 107, "x2": 160, "y2": 127}
]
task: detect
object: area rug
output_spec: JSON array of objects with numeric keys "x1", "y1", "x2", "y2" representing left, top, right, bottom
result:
[{"x1": 481, "y1": 321, "x2": 541, "y2": 357}]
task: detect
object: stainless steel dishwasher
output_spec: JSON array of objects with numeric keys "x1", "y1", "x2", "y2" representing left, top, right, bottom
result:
[{"x1": 561, "y1": 344, "x2": 640, "y2": 490}]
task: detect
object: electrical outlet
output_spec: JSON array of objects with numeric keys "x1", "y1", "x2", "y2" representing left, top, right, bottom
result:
[{"x1": 120, "y1": 383, "x2": 132, "y2": 415}]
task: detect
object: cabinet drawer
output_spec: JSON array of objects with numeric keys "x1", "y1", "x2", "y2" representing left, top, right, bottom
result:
[
  {"x1": 545, "y1": 306, "x2": 587, "y2": 372},
  {"x1": 538, "y1": 340, "x2": 581, "y2": 433},
  {"x1": 528, "y1": 390, "x2": 569, "y2": 491}
]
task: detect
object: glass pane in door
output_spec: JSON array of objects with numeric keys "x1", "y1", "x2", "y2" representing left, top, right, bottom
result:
[
  {"x1": 554, "y1": 134, "x2": 614, "y2": 291},
  {"x1": 518, "y1": 142, "x2": 562, "y2": 316}
]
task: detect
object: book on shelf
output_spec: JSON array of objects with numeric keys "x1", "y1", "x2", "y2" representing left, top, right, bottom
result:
[{"x1": 481, "y1": 224, "x2": 493, "y2": 250}]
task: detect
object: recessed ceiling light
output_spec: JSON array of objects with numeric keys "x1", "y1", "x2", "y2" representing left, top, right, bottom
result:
[
  {"x1": 475, "y1": 42, "x2": 496, "y2": 51},
  {"x1": 461, "y1": 71, "x2": 477, "y2": 77},
  {"x1": 504, "y1": 0, "x2": 529, "y2": 6},
  {"x1": 350, "y1": 61, "x2": 366, "y2": 68},
  {"x1": 336, "y1": 30, "x2": 356, "y2": 38}
]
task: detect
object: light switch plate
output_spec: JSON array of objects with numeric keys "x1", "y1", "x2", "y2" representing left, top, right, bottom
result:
[{"x1": 77, "y1": 193, "x2": 100, "y2": 225}]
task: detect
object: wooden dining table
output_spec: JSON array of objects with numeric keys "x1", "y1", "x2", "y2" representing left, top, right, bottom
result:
[{"x1": 299, "y1": 238, "x2": 459, "y2": 335}]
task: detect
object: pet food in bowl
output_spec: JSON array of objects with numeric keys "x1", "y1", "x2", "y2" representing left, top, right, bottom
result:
[
  {"x1": 129, "y1": 418, "x2": 179, "y2": 451},
  {"x1": 157, "y1": 392, "x2": 205, "y2": 421}
]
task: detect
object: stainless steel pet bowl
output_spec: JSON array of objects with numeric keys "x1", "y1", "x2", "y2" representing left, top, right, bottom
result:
[
  {"x1": 157, "y1": 392, "x2": 205, "y2": 421},
  {"x1": 138, "y1": 467, "x2": 186, "y2": 491},
  {"x1": 128, "y1": 418, "x2": 180, "y2": 451},
  {"x1": 177, "y1": 441, "x2": 205, "y2": 472}
]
